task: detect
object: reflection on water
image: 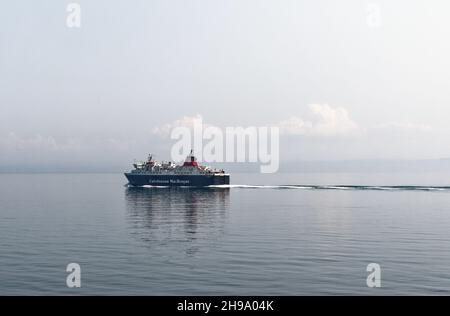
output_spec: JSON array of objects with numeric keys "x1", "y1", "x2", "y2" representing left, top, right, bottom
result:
[{"x1": 125, "y1": 188, "x2": 230, "y2": 254}]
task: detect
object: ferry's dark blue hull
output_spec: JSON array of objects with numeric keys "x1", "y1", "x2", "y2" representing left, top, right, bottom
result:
[{"x1": 124, "y1": 173, "x2": 230, "y2": 187}]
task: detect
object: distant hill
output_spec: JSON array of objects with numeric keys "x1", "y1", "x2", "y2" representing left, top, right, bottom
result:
[
  {"x1": 279, "y1": 158, "x2": 450, "y2": 173},
  {"x1": 2, "y1": 159, "x2": 450, "y2": 173},
  {"x1": 213, "y1": 159, "x2": 450, "y2": 173}
]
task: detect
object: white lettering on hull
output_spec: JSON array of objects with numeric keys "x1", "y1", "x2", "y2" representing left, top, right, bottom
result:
[{"x1": 148, "y1": 179, "x2": 190, "y2": 184}]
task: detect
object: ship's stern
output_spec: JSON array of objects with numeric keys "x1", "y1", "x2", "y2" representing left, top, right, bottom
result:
[{"x1": 213, "y1": 174, "x2": 230, "y2": 185}]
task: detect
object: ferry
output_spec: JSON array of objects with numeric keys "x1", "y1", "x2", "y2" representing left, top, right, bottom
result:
[{"x1": 125, "y1": 150, "x2": 230, "y2": 187}]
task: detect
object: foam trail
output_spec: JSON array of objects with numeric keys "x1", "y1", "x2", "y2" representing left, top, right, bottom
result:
[{"x1": 208, "y1": 184, "x2": 450, "y2": 192}]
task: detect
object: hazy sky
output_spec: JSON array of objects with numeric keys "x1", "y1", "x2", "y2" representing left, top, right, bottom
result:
[{"x1": 1, "y1": 1, "x2": 450, "y2": 170}]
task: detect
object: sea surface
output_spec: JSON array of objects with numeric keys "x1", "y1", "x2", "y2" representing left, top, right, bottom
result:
[{"x1": 1, "y1": 172, "x2": 450, "y2": 295}]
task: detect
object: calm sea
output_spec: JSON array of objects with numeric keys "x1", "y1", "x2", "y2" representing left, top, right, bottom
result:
[{"x1": 1, "y1": 172, "x2": 450, "y2": 295}]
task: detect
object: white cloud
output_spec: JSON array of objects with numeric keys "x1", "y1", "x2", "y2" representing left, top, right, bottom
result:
[
  {"x1": 152, "y1": 114, "x2": 200, "y2": 137},
  {"x1": 153, "y1": 106, "x2": 360, "y2": 139},
  {"x1": 151, "y1": 106, "x2": 435, "y2": 141},
  {"x1": 276, "y1": 104, "x2": 360, "y2": 136},
  {"x1": 0, "y1": 132, "x2": 83, "y2": 152},
  {"x1": 152, "y1": 114, "x2": 214, "y2": 137},
  {"x1": 0, "y1": 132, "x2": 58, "y2": 151}
]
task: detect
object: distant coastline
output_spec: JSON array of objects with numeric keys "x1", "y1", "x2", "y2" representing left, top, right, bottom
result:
[{"x1": 2, "y1": 158, "x2": 450, "y2": 174}]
